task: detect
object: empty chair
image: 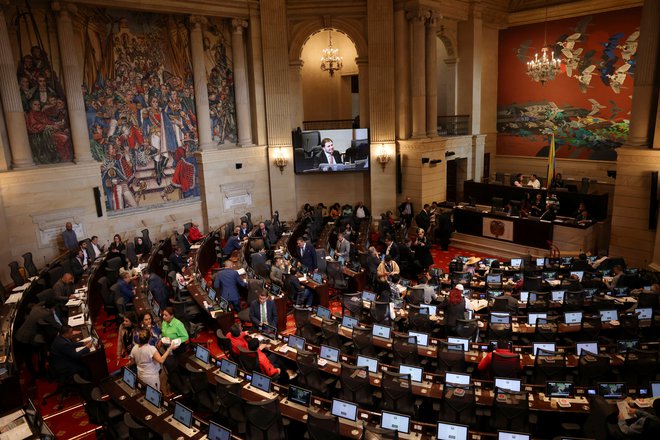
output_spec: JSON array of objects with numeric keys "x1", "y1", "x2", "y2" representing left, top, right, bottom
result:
[
  {"x1": 440, "y1": 383, "x2": 477, "y2": 427},
  {"x1": 455, "y1": 319, "x2": 479, "y2": 341},
  {"x1": 370, "y1": 300, "x2": 390, "y2": 325},
  {"x1": 380, "y1": 370, "x2": 417, "y2": 417},
  {"x1": 523, "y1": 276, "x2": 541, "y2": 291},
  {"x1": 338, "y1": 364, "x2": 374, "y2": 408},
  {"x1": 251, "y1": 252, "x2": 270, "y2": 278},
  {"x1": 245, "y1": 397, "x2": 286, "y2": 440},
  {"x1": 490, "y1": 390, "x2": 529, "y2": 432},
  {"x1": 141, "y1": 229, "x2": 153, "y2": 253},
  {"x1": 637, "y1": 291, "x2": 658, "y2": 308},
  {"x1": 296, "y1": 350, "x2": 332, "y2": 398},
  {"x1": 492, "y1": 297, "x2": 512, "y2": 313},
  {"x1": 8, "y1": 261, "x2": 25, "y2": 286},
  {"x1": 87, "y1": 388, "x2": 129, "y2": 439},
  {"x1": 125, "y1": 242, "x2": 138, "y2": 268},
  {"x1": 185, "y1": 364, "x2": 219, "y2": 413},
  {"x1": 363, "y1": 424, "x2": 398, "y2": 440},
  {"x1": 320, "y1": 318, "x2": 345, "y2": 350},
  {"x1": 341, "y1": 292, "x2": 363, "y2": 318},
  {"x1": 621, "y1": 349, "x2": 659, "y2": 387},
  {"x1": 326, "y1": 261, "x2": 348, "y2": 291},
  {"x1": 408, "y1": 310, "x2": 435, "y2": 335},
  {"x1": 576, "y1": 351, "x2": 611, "y2": 387},
  {"x1": 488, "y1": 322, "x2": 512, "y2": 342},
  {"x1": 407, "y1": 286, "x2": 425, "y2": 305},
  {"x1": 22, "y1": 252, "x2": 38, "y2": 278},
  {"x1": 104, "y1": 257, "x2": 123, "y2": 285},
  {"x1": 352, "y1": 326, "x2": 379, "y2": 358},
  {"x1": 532, "y1": 349, "x2": 566, "y2": 384},
  {"x1": 98, "y1": 276, "x2": 120, "y2": 330},
  {"x1": 215, "y1": 377, "x2": 247, "y2": 435},
  {"x1": 389, "y1": 332, "x2": 419, "y2": 367},
  {"x1": 533, "y1": 316, "x2": 559, "y2": 342},
  {"x1": 563, "y1": 290, "x2": 584, "y2": 311},
  {"x1": 316, "y1": 248, "x2": 327, "y2": 275},
  {"x1": 619, "y1": 313, "x2": 640, "y2": 339},
  {"x1": 123, "y1": 413, "x2": 151, "y2": 440},
  {"x1": 527, "y1": 291, "x2": 549, "y2": 312},
  {"x1": 578, "y1": 315, "x2": 602, "y2": 342},
  {"x1": 437, "y1": 341, "x2": 468, "y2": 373},
  {"x1": 294, "y1": 306, "x2": 321, "y2": 344},
  {"x1": 580, "y1": 177, "x2": 590, "y2": 194},
  {"x1": 306, "y1": 410, "x2": 340, "y2": 440}
]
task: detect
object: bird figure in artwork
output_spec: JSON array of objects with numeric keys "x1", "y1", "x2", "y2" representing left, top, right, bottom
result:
[
  {"x1": 577, "y1": 65, "x2": 596, "y2": 93},
  {"x1": 599, "y1": 33, "x2": 624, "y2": 85},
  {"x1": 515, "y1": 40, "x2": 533, "y2": 63},
  {"x1": 607, "y1": 63, "x2": 631, "y2": 94},
  {"x1": 617, "y1": 30, "x2": 639, "y2": 62},
  {"x1": 558, "y1": 33, "x2": 583, "y2": 77},
  {"x1": 609, "y1": 100, "x2": 622, "y2": 119},
  {"x1": 587, "y1": 99, "x2": 605, "y2": 116}
]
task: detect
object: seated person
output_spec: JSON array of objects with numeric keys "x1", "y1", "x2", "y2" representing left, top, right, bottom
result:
[
  {"x1": 551, "y1": 172, "x2": 564, "y2": 188},
  {"x1": 416, "y1": 273, "x2": 438, "y2": 304},
  {"x1": 188, "y1": 222, "x2": 205, "y2": 243},
  {"x1": 253, "y1": 222, "x2": 271, "y2": 250},
  {"x1": 573, "y1": 201, "x2": 587, "y2": 218},
  {"x1": 527, "y1": 174, "x2": 541, "y2": 189},
  {"x1": 116, "y1": 271, "x2": 134, "y2": 308},
  {"x1": 249, "y1": 291, "x2": 278, "y2": 328},
  {"x1": 269, "y1": 257, "x2": 290, "y2": 286},
  {"x1": 576, "y1": 209, "x2": 593, "y2": 224},
  {"x1": 605, "y1": 265, "x2": 625, "y2": 290},
  {"x1": 50, "y1": 325, "x2": 93, "y2": 380},
  {"x1": 52, "y1": 273, "x2": 75, "y2": 305},
  {"x1": 134, "y1": 237, "x2": 146, "y2": 257},
  {"x1": 571, "y1": 253, "x2": 597, "y2": 273},
  {"x1": 226, "y1": 323, "x2": 249, "y2": 357},
  {"x1": 223, "y1": 227, "x2": 243, "y2": 258},
  {"x1": 285, "y1": 266, "x2": 314, "y2": 306},
  {"x1": 610, "y1": 396, "x2": 660, "y2": 438},
  {"x1": 529, "y1": 193, "x2": 544, "y2": 217},
  {"x1": 247, "y1": 338, "x2": 281, "y2": 378},
  {"x1": 477, "y1": 339, "x2": 522, "y2": 379},
  {"x1": 313, "y1": 138, "x2": 343, "y2": 168},
  {"x1": 512, "y1": 173, "x2": 523, "y2": 187},
  {"x1": 168, "y1": 246, "x2": 187, "y2": 274},
  {"x1": 387, "y1": 274, "x2": 406, "y2": 309}
]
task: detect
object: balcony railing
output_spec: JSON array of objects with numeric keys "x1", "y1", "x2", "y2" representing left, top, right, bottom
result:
[
  {"x1": 438, "y1": 115, "x2": 470, "y2": 136},
  {"x1": 302, "y1": 119, "x2": 356, "y2": 130}
]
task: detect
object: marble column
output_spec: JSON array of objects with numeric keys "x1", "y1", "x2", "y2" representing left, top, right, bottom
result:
[
  {"x1": 288, "y1": 60, "x2": 304, "y2": 129},
  {"x1": 408, "y1": 9, "x2": 429, "y2": 138},
  {"x1": 394, "y1": 8, "x2": 410, "y2": 140},
  {"x1": 356, "y1": 57, "x2": 369, "y2": 128},
  {"x1": 627, "y1": 0, "x2": 660, "y2": 147},
  {"x1": 0, "y1": 8, "x2": 33, "y2": 168},
  {"x1": 425, "y1": 13, "x2": 438, "y2": 137},
  {"x1": 189, "y1": 15, "x2": 214, "y2": 150},
  {"x1": 53, "y1": 2, "x2": 92, "y2": 163},
  {"x1": 232, "y1": 19, "x2": 252, "y2": 146}
]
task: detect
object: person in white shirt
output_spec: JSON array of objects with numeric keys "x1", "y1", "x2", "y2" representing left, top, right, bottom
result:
[
  {"x1": 314, "y1": 137, "x2": 342, "y2": 168},
  {"x1": 89, "y1": 235, "x2": 104, "y2": 260},
  {"x1": 527, "y1": 174, "x2": 541, "y2": 189}
]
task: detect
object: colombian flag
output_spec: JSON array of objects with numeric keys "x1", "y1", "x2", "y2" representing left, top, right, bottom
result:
[{"x1": 547, "y1": 133, "x2": 556, "y2": 188}]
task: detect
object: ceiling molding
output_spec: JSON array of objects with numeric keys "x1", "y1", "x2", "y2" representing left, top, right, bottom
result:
[{"x1": 507, "y1": 0, "x2": 643, "y2": 26}]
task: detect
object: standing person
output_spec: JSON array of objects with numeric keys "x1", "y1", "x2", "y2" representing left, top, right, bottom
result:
[
  {"x1": 160, "y1": 307, "x2": 189, "y2": 351},
  {"x1": 412, "y1": 228, "x2": 433, "y2": 271},
  {"x1": 435, "y1": 210, "x2": 453, "y2": 251},
  {"x1": 296, "y1": 237, "x2": 318, "y2": 271},
  {"x1": 136, "y1": 311, "x2": 161, "y2": 346},
  {"x1": 398, "y1": 197, "x2": 414, "y2": 229},
  {"x1": 214, "y1": 260, "x2": 248, "y2": 311},
  {"x1": 415, "y1": 204, "x2": 431, "y2": 232},
  {"x1": 334, "y1": 232, "x2": 351, "y2": 263},
  {"x1": 384, "y1": 234, "x2": 400, "y2": 263},
  {"x1": 377, "y1": 255, "x2": 400, "y2": 284},
  {"x1": 444, "y1": 284, "x2": 473, "y2": 335},
  {"x1": 62, "y1": 222, "x2": 78, "y2": 251},
  {"x1": 129, "y1": 328, "x2": 173, "y2": 391},
  {"x1": 366, "y1": 246, "x2": 381, "y2": 289}
]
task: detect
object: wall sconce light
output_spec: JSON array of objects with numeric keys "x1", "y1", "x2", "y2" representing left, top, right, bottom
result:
[
  {"x1": 430, "y1": 159, "x2": 442, "y2": 165},
  {"x1": 421, "y1": 157, "x2": 430, "y2": 165},
  {"x1": 445, "y1": 151, "x2": 455, "y2": 157},
  {"x1": 273, "y1": 147, "x2": 288, "y2": 174},
  {"x1": 376, "y1": 145, "x2": 391, "y2": 171}
]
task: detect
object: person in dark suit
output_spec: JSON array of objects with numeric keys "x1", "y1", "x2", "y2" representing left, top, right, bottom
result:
[
  {"x1": 70, "y1": 249, "x2": 86, "y2": 280},
  {"x1": 313, "y1": 137, "x2": 342, "y2": 169},
  {"x1": 296, "y1": 237, "x2": 317, "y2": 271},
  {"x1": 222, "y1": 227, "x2": 243, "y2": 258},
  {"x1": 249, "y1": 291, "x2": 278, "y2": 328},
  {"x1": 285, "y1": 266, "x2": 314, "y2": 306},
  {"x1": 214, "y1": 260, "x2": 248, "y2": 311},
  {"x1": 435, "y1": 210, "x2": 453, "y2": 251},
  {"x1": 146, "y1": 270, "x2": 169, "y2": 310},
  {"x1": 415, "y1": 204, "x2": 431, "y2": 232},
  {"x1": 253, "y1": 222, "x2": 271, "y2": 250},
  {"x1": 384, "y1": 234, "x2": 400, "y2": 263},
  {"x1": 238, "y1": 221, "x2": 250, "y2": 240},
  {"x1": 15, "y1": 299, "x2": 62, "y2": 380},
  {"x1": 168, "y1": 246, "x2": 187, "y2": 274},
  {"x1": 176, "y1": 228, "x2": 192, "y2": 255},
  {"x1": 398, "y1": 197, "x2": 414, "y2": 229},
  {"x1": 50, "y1": 325, "x2": 92, "y2": 380}
]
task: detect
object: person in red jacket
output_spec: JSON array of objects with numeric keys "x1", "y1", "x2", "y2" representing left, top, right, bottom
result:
[
  {"x1": 226, "y1": 323, "x2": 248, "y2": 357},
  {"x1": 188, "y1": 222, "x2": 205, "y2": 242},
  {"x1": 247, "y1": 338, "x2": 280, "y2": 377},
  {"x1": 477, "y1": 340, "x2": 522, "y2": 379}
]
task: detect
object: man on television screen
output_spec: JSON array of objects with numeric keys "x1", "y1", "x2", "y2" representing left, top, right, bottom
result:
[{"x1": 313, "y1": 138, "x2": 342, "y2": 169}]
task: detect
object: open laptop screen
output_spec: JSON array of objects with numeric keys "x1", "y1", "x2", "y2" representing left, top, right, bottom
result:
[
  {"x1": 356, "y1": 355, "x2": 379, "y2": 373},
  {"x1": 399, "y1": 364, "x2": 423, "y2": 383},
  {"x1": 372, "y1": 324, "x2": 391, "y2": 340},
  {"x1": 251, "y1": 371, "x2": 272, "y2": 393},
  {"x1": 495, "y1": 377, "x2": 521, "y2": 392},
  {"x1": 219, "y1": 359, "x2": 238, "y2": 378},
  {"x1": 533, "y1": 343, "x2": 556, "y2": 355},
  {"x1": 316, "y1": 306, "x2": 332, "y2": 320},
  {"x1": 144, "y1": 384, "x2": 162, "y2": 409},
  {"x1": 564, "y1": 311, "x2": 583, "y2": 324},
  {"x1": 208, "y1": 421, "x2": 231, "y2": 440},
  {"x1": 287, "y1": 385, "x2": 312, "y2": 407},
  {"x1": 122, "y1": 367, "x2": 137, "y2": 390},
  {"x1": 445, "y1": 372, "x2": 471, "y2": 386},
  {"x1": 261, "y1": 323, "x2": 277, "y2": 340},
  {"x1": 498, "y1": 431, "x2": 530, "y2": 440},
  {"x1": 528, "y1": 312, "x2": 547, "y2": 326},
  {"x1": 437, "y1": 422, "x2": 469, "y2": 440},
  {"x1": 510, "y1": 258, "x2": 522, "y2": 268},
  {"x1": 194, "y1": 344, "x2": 210, "y2": 365},
  {"x1": 362, "y1": 291, "x2": 377, "y2": 302},
  {"x1": 173, "y1": 402, "x2": 194, "y2": 428},
  {"x1": 576, "y1": 342, "x2": 598, "y2": 356},
  {"x1": 331, "y1": 398, "x2": 358, "y2": 421},
  {"x1": 599, "y1": 309, "x2": 618, "y2": 322},
  {"x1": 598, "y1": 382, "x2": 626, "y2": 399},
  {"x1": 447, "y1": 337, "x2": 469, "y2": 352},
  {"x1": 408, "y1": 331, "x2": 429, "y2": 347},
  {"x1": 381, "y1": 411, "x2": 410, "y2": 434},
  {"x1": 341, "y1": 315, "x2": 359, "y2": 329},
  {"x1": 287, "y1": 335, "x2": 306, "y2": 351},
  {"x1": 320, "y1": 345, "x2": 340, "y2": 363},
  {"x1": 546, "y1": 381, "x2": 575, "y2": 398}
]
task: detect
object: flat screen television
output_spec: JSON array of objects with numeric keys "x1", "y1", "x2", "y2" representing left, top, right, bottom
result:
[{"x1": 293, "y1": 128, "x2": 370, "y2": 174}]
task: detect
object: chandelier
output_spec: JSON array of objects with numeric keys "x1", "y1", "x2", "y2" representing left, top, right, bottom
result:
[
  {"x1": 320, "y1": 29, "x2": 342, "y2": 77},
  {"x1": 526, "y1": 3, "x2": 561, "y2": 85}
]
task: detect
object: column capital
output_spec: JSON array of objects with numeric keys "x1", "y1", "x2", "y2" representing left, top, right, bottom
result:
[
  {"x1": 189, "y1": 15, "x2": 208, "y2": 29},
  {"x1": 355, "y1": 56, "x2": 369, "y2": 66},
  {"x1": 232, "y1": 18, "x2": 248, "y2": 34},
  {"x1": 289, "y1": 59, "x2": 304, "y2": 69},
  {"x1": 426, "y1": 12, "x2": 440, "y2": 28},
  {"x1": 406, "y1": 9, "x2": 430, "y2": 24},
  {"x1": 51, "y1": 1, "x2": 77, "y2": 16}
]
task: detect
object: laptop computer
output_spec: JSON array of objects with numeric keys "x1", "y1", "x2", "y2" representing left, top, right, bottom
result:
[
  {"x1": 495, "y1": 377, "x2": 521, "y2": 392},
  {"x1": 207, "y1": 421, "x2": 231, "y2": 440},
  {"x1": 261, "y1": 323, "x2": 277, "y2": 341},
  {"x1": 319, "y1": 345, "x2": 340, "y2": 364},
  {"x1": 208, "y1": 286, "x2": 217, "y2": 302},
  {"x1": 356, "y1": 355, "x2": 379, "y2": 373},
  {"x1": 119, "y1": 367, "x2": 138, "y2": 396},
  {"x1": 564, "y1": 311, "x2": 583, "y2": 325},
  {"x1": 437, "y1": 422, "x2": 469, "y2": 440},
  {"x1": 420, "y1": 304, "x2": 437, "y2": 315},
  {"x1": 372, "y1": 324, "x2": 392, "y2": 340},
  {"x1": 380, "y1": 411, "x2": 410, "y2": 434},
  {"x1": 599, "y1": 309, "x2": 618, "y2": 322},
  {"x1": 447, "y1": 337, "x2": 470, "y2": 352},
  {"x1": 551, "y1": 290, "x2": 565, "y2": 302},
  {"x1": 597, "y1": 382, "x2": 626, "y2": 399},
  {"x1": 311, "y1": 272, "x2": 323, "y2": 284},
  {"x1": 399, "y1": 364, "x2": 423, "y2": 383},
  {"x1": 546, "y1": 381, "x2": 575, "y2": 398},
  {"x1": 287, "y1": 334, "x2": 306, "y2": 352},
  {"x1": 331, "y1": 398, "x2": 358, "y2": 422},
  {"x1": 250, "y1": 371, "x2": 273, "y2": 395},
  {"x1": 445, "y1": 372, "x2": 471, "y2": 386},
  {"x1": 341, "y1": 314, "x2": 359, "y2": 330},
  {"x1": 285, "y1": 385, "x2": 312, "y2": 410},
  {"x1": 408, "y1": 331, "x2": 429, "y2": 347},
  {"x1": 635, "y1": 307, "x2": 653, "y2": 320},
  {"x1": 362, "y1": 290, "x2": 377, "y2": 302},
  {"x1": 166, "y1": 402, "x2": 198, "y2": 437},
  {"x1": 498, "y1": 431, "x2": 530, "y2": 440},
  {"x1": 617, "y1": 339, "x2": 640, "y2": 353},
  {"x1": 533, "y1": 342, "x2": 556, "y2": 355},
  {"x1": 576, "y1": 342, "x2": 598, "y2": 356},
  {"x1": 316, "y1": 306, "x2": 332, "y2": 320},
  {"x1": 528, "y1": 312, "x2": 547, "y2": 326},
  {"x1": 510, "y1": 258, "x2": 522, "y2": 269}
]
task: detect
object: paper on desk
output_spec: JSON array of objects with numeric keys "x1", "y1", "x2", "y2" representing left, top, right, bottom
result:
[
  {"x1": 190, "y1": 244, "x2": 201, "y2": 250},
  {"x1": 0, "y1": 416, "x2": 32, "y2": 440},
  {"x1": 236, "y1": 268, "x2": 246, "y2": 276},
  {"x1": 11, "y1": 283, "x2": 30, "y2": 293},
  {"x1": 0, "y1": 410, "x2": 24, "y2": 431},
  {"x1": 65, "y1": 299, "x2": 82, "y2": 307},
  {"x1": 68, "y1": 314, "x2": 85, "y2": 326},
  {"x1": 5, "y1": 293, "x2": 24, "y2": 304},
  {"x1": 298, "y1": 276, "x2": 307, "y2": 282}
]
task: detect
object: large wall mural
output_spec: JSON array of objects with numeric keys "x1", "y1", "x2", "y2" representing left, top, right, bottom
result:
[
  {"x1": 13, "y1": 6, "x2": 73, "y2": 164},
  {"x1": 203, "y1": 18, "x2": 237, "y2": 145},
  {"x1": 497, "y1": 7, "x2": 641, "y2": 161}
]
